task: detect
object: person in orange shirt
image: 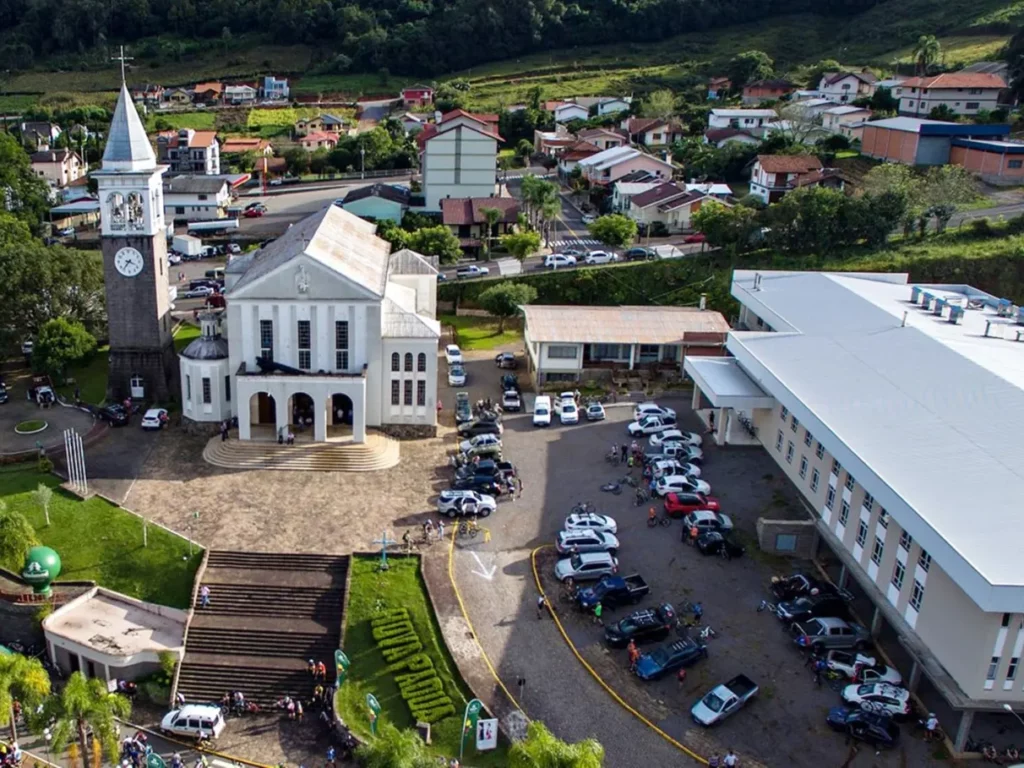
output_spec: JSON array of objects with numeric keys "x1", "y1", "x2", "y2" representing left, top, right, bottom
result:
[{"x1": 627, "y1": 640, "x2": 640, "y2": 671}]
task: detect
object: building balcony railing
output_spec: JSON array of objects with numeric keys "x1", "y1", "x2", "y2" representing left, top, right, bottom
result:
[{"x1": 237, "y1": 358, "x2": 367, "y2": 379}]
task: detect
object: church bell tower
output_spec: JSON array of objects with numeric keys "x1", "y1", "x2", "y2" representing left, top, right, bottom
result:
[{"x1": 96, "y1": 65, "x2": 177, "y2": 402}]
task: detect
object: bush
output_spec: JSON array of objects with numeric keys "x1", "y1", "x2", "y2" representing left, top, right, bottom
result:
[
  {"x1": 649, "y1": 221, "x2": 669, "y2": 237},
  {"x1": 969, "y1": 217, "x2": 994, "y2": 237},
  {"x1": 37, "y1": 457, "x2": 53, "y2": 474},
  {"x1": 1006, "y1": 214, "x2": 1024, "y2": 235}
]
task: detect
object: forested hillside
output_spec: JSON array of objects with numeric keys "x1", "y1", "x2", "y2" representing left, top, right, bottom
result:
[{"x1": 0, "y1": 0, "x2": 883, "y2": 76}]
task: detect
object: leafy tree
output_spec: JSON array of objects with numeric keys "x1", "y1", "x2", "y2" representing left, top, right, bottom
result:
[
  {"x1": 478, "y1": 206, "x2": 502, "y2": 258},
  {"x1": 375, "y1": 219, "x2": 410, "y2": 252},
  {"x1": 516, "y1": 138, "x2": 534, "y2": 165},
  {"x1": 727, "y1": 50, "x2": 773, "y2": 87},
  {"x1": 509, "y1": 721, "x2": 604, "y2": 768},
  {"x1": 804, "y1": 59, "x2": 842, "y2": 89},
  {"x1": 478, "y1": 281, "x2": 538, "y2": 331},
  {"x1": 929, "y1": 104, "x2": 958, "y2": 121},
  {"x1": 1006, "y1": 25, "x2": 1024, "y2": 103},
  {"x1": 0, "y1": 651, "x2": 51, "y2": 741},
  {"x1": 33, "y1": 318, "x2": 97, "y2": 383},
  {"x1": 0, "y1": 212, "x2": 32, "y2": 248},
  {"x1": 588, "y1": 214, "x2": 637, "y2": 248},
  {"x1": 0, "y1": 133, "x2": 51, "y2": 234},
  {"x1": 642, "y1": 89, "x2": 677, "y2": 120},
  {"x1": 407, "y1": 225, "x2": 462, "y2": 264},
  {"x1": 354, "y1": 721, "x2": 435, "y2": 768},
  {"x1": 520, "y1": 175, "x2": 560, "y2": 229},
  {"x1": 0, "y1": 500, "x2": 39, "y2": 572},
  {"x1": 868, "y1": 87, "x2": 899, "y2": 113},
  {"x1": 282, "y1": 147, "x2": 310, "y2": 176},
  {"x1": 920, "y1": 165, "x2": 977, "y2": 232},
  {"x1": 309, "y1": 148, "x2": 330, "y2": 177},
  {"x1": 31, "y1": 483, "x2": 53, "y2": 527},
  {"x1": 692, "y1": 201, "x2": 759, "y2": 254},
  {"x1": 500, "y1": 230, "x2": 542, "y2": 261},
  {"x1": 862, "y1": 163, "x2": 925, "y2": 235},
  {"x1": 33, "y1": 672, "x2": 131, "y2": 768},
  {"x1": 540, "y1": 197, "x2": 561, "y2": 247},
  {"x1": 912, "y1": 35, "x2": 941, "y2": 76}
]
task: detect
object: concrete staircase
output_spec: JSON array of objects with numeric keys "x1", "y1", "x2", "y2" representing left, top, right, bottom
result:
[
  {"x1": 202, "y1": 432, "x2": 399, "y2": 472},
  {"x1": 176, "y1": 551, "x2": 349, "y2": 707}
]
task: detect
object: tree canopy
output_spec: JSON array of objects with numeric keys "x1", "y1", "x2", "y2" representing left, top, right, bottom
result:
[
  {"x1": 509, "y1": 721, "x2": 605, "y2": 768},
  {"x1": 478, "y1": 281, "x2": 538, "y2": 331},
  {"x1": 0, "y1": 500, "x2": 39, "y2": 572},
  {"x1": 588, "y1": 215, "x2": 637, "y2": 248},
  {"x1": 727, "y1": 50, "x2": 774, "y2": 87},
  {"x1": 33, "y1": 318, "x2": 97, "y2": 383},
  {"x1": 407, "y1": 225, "x2": 462, "y2": 264}
]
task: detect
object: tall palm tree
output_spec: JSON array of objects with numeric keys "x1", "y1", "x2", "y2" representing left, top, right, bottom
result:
[
  {"x1": 540, "y1": 197, "x2": 562, "y2": 247},
  {"x1": 477, "y1": 206, "x2": 502, "y2": 259},
  {"x1": 38, "y1": 672, "x2": 131, "y2": 768},
  {"x1": 912, "y1": 35, "x2": 941, "y2": 76},
  {"x1": 0, "y1": 652, "x2": 51, "y2": 741}
]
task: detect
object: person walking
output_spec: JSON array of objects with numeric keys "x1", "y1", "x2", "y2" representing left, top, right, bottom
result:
[
  {"x1": 536, "y1": 594, "x2": 547, "y2": 619},
  {"x1": 813, "y1": 657, "x2": 826, "y2": 687},
  {"x1": 706, "y1": 411, "x2": 715, "y2": 435},
  {"x1": 723, "y1": 748, "x2": 738, "y2": 767},
  {"x1": 296, "y1": 700, "x2": 304, "y2": 721},
  {"x1": 308, "y1": 659, "x2": 317, "y2": 677},
  {"x1": 516, "y1": 476, "x2": 523, "y2": 500},
  {"x1": 220, "y1": 421, "x2": 229, "y2": 441},
  {"x1": 326, "y1": 745, "x2": 336, "y2": 768},
  {"x1": 592, "y1": 602, "x2": 603, "y2": 625},
  {"x1": 627, "y1": 640, "x2": 640, "y2": 671},
  {"x1": 708, "y1": 755, "x2": 720, "y2": 768},
  {"x1": 620, "y1": 444, "x2": 627, "y2": 463},
  {"x1": 316, "y1": 661, "x2": 327, "y2": 680},
  {"x1": 199, "y1": 585, "x2": 210, "y2": 608},
  {"x1": 437, "y1": 520, "x2": 446, "y2": 541}
]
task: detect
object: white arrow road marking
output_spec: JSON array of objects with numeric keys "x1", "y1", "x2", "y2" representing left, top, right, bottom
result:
[{"x1": 471, "y1": 551, "x2": 497, "y2": 580}]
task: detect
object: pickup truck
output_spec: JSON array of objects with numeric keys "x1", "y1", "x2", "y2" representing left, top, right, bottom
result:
[
  {"x1": 455, "y1": 459, "x2": 516, "y2": 482},
  {"x1": 455, "y1": 392, "x2": 472, "y2": 424},
  {"x1": 691, "y1": 674, "x2": 758, "y2": 726},
  {"x1": 575, "y1": 574, "x2": 650, "y2": 610}
]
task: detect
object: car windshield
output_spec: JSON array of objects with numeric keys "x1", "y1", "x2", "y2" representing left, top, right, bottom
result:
[
  {"x1": 648, "y1": 648, "x2": 670, "y2": 666},
  {"x1": 564, "y1": 404, "x2": 576, "y2": 413},
  {"x1": 536, "y1": 407, "x2": 549, "y2": 416},
  {"x1": 701, "y1": 692, "x2": 725, "y2": 713}
]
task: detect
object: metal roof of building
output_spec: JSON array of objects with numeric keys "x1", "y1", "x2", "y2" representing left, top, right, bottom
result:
[
  {"x1": 521, "y1": 305, "x2": 729, "y2": 345},
  {"x1": 728, "y1": 270, "x2": 1024, "y2": 610},
  {"x1": 102, "y1": 83, "x2": 157, "y2": 172}
]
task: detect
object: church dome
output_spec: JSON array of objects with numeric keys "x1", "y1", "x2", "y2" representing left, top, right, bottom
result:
[{"x1": 181, "y1": 313, "x2": 229, "y2": 360}]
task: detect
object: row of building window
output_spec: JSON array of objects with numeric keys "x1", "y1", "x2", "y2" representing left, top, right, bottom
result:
[
  {"x1": 258, "y1": 319, "x2": 351, "y2": 370},
  {"x1": 185, "y1": 374, "x2": 231, "y2": 404},
  {"x1": 391, "y1": 379, "x2": 427, "y2": 406},
  {"x1": 391, "y1": 352, "x2": 427, "y2": 372}
]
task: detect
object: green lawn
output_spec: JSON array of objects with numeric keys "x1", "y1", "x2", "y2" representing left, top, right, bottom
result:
[
  {"x1": 0, "y1": 466, "x2": 202, "y2": 608},
  {"x1": 58, "y1": 345, "x2": 110, "y2": 406},
  {"x1": 146, "y1": 111, "x2": 217, "y2": 131},
  {"x1": 337, "y1": 555, "x2": 507, "y2": 766},
  {"x1": 173, "y1": 322, "x2": 200, "y2": 353},
  {"x1": 0, "y1": 94, "x2": 41, "y2": 113},
  {"x1": 440, "y1": 315, "x2": 522, "y2": 351}
]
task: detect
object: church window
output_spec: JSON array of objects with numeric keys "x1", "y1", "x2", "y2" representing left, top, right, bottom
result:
[
  {"x1": 335, "y1": 321, "x2": 349, "y2": 370},
  {"x1": 417, "y1": 381, "x2": 426, "y2": 406},
  {"x1": 404, "y1": 353, "x2": 413, "y2": 372},
  {"x1": 202, "y1": 377, "x2": 211, "y2": 404},
  {"x1": 106, "y1": 192, "x2": 126, "y2": 230},
  {"x1": 404, "y1": 380, "x2": 413, "y2": 405},
  {"x1": 297, "y1": 320, "x2": 311, "y2": 370},
  {"x1": 391, "y1": 352, "x2": 399, "y2": 371},
  {"x1": 391, "y1": 380, "x2": 400, "y2": 405},
  {"x1": 417, "y1": 353, "x2": 426, "y2": 372},
  {"x1": 259, "y1": 320, "x2": 274, "y2": 360},
  {"x1": 186, "y1": 375, "x2": 191, "y2": 400},
  {"x1": 225, "y1": 375, "x2": 231, "y2": 402}
]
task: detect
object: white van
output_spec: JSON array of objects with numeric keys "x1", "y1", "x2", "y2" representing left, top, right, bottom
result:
[
  {"x1": 160, "y1": 704, "x2": 226, "y2": 739},
  {"x1": 533, "y1": 395, "x2": 552, "y2": 427}
]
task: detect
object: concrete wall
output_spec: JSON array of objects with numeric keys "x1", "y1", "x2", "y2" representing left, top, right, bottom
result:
[
  {"x1": 861, "y1": 126, "x2": 920, "y2": 165},
  {"x1": 382, "y1": 338, "x2": 438, "y2": 427},
  {"x1": 422, "y1": 127, "x2": 498, "y2": 210},
  {"x1": 951, "y1": 146, "x2": 1024, "y2": 179}
]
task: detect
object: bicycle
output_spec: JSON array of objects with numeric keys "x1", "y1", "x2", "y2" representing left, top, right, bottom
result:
[
  {"x1": 647, "y1": 512, "x2": 671, "y2": 527},
  {"x1": 756, "y1": 599, "x2": 777, "y2": 613},
  {"x1": 697, "y1": 625, "x2": 717, "y2": 641},
  {"x1": 633, "y1": 488, "x2": 651, "y2": 506},
  {"x1": 600, "y1": 482, "x2": 622, "y2": 495},
  {"x1": 458, "y1": 518, "x2": 480, "y2": 538},
  {"x1": 619, "y1": 475, "x2": 638, "y2": 488},
  {"x1": 605, "y1": 451, "x2": 619, "y2": 465},
  {"x1": 571, "y1": 501, "x2": 595, "y2": 515}
]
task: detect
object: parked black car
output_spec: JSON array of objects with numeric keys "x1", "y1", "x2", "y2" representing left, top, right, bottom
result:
[
  {"x1": 100, "y1": 404, "x2": 131, "y2": 426},
  {"x1": 776, "y1": 590, "x2": 853, "y2": 624},
  {"x1": 500, "y1": 373, "x2": 520, "y2": 393},
  {"x1": 604, "y1": 604, "x2": 677, "y2": 648},
  {"x1": 696, "y1": 531, "x2": 745, "y2": 559},
  {"x1": 623, "y1": 247, "x2": 655, "y2": 261},
  {"x1": 457, "y1": 419, "x2": 502, "y2": 437},
  {"x1": 450, "y1": 474, "x2": 504, "y2": 495},
  {"x1": 770, "y1": 573, "x2": 833, "y2": 601},
  {"x1": 455, "y1": 459, "x2": 516, "y2": 481},
  {"x1": 826, "y1": 707, "x2": 899, "y2": 749},
  {"x1": 634, "y1": 638, "x2": 708, "y2": 680},
  {"x1": 576, "y1": 574, "x2": 650, "y2": 610}
]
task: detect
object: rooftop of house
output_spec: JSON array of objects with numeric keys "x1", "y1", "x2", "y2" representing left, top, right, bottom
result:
[
  {"x1": 823, "y1": 105, "x2": 872, "y2": 116},
  {"x1": 821, "y1": 71, "x2": 878, "y2": 86},
  {"x1": 614, "y1": 181, "x2": 661, "y2": 196},
  {"x1": 521, "y1": 304, "x2": 730, "y2": 345},
  {"x1": 865, "y1": 117, "x2": 1011, "y2": 137},
  {"x1": 630, "y1": 181, "x2": 688, "y2": 209},
  {"x1": 710, "y1": 108, "x2": 778, "y2": 119},
  {"x1": 302, "y1": 131, "x2": 339, "y2": 143},
  {"x1": 900, "y1": 72, "x2": 1007, "y2": 90},
  {"x1": 744, "y1": 78, "x2": 795, "y2": 90},
  {"x1": 343, "y1": 183, "x2": 411, "y2": 206},
  {"x1": 704, "y1": 127, "x2": 759, "y2": 143},
  {"x1": 30, "y1": 149, "x2": 80, "y2": 164},
  {"x1": 441, "y1": 196, "x2": 519, "y2": 226},
  {"x1": 158, "y1": 129, "x2": 218, "y2": 149},
  {"x1": 756, "y1": 154, "x2": 823, "y2": 174},
  {"x1": 163, "y1": 176, "x2": 230, "y2": 195},
  {"x1": 220, "y1": 138, "x2": 270, "y2": 153},
  {"x1": 728, "y1": 269, "x2": 1024, "y2": 609}
]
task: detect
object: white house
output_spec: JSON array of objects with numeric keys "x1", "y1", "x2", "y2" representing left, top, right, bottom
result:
[
  {"x1": 163, "y1": 176, "x2": 232, "y2": 221},
  {"x1": 224, "y1": 84, "x2": 257, "y2": 104},
  {"x1": 30, "y1": 149, "x2": 83, "y2": 188},
  {"x1": 261, "y1": 76, "x2": 289, "y2": 100},
  {"x1": 577, "y1": 145, "x2": 675, "y2": 186},
  {"x1": 186, "y1": 205, "x2": 440, "y2": 442},
  {"x1": 749, "y1": 155, "x2": 843, "y2": 204},
  {"x1": 597, "y1": 97, "x2": 631, "y2": 115},
  {"x1": 708, "y1": 109, "x2": 778, "y2": 131},
  {"x1": 817, "y1": 72, "x2": 878, "y2": 104},
  {"x1": 554, "y1": 103, "x2": 590, "y2": 123},
  {"x1": 895, "y1": 73, "x2": 1007, "y2": 117},
  {"x1": 822, "y1": 105, "x2": 873, "y2": 141},
  {"x1": 418, "y1": 110, "x2": 499, "y2": 211}
]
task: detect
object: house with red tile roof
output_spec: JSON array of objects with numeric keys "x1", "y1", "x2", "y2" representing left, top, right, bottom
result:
[
  {"x1": 156, "y1": 128, "x2": 220, "y2": 174},
  {"x1": 742, "y1": 79, "x2": 795, "y2": 105},
  {"x1": 441, "y1": 197, "x2": 519, "y2": 253},
  {"x1": 817, "y1": 71, "x2": 878, "y2": 103},
  {"x1": 299, "y1": 132, "x2": 340, "y2": 151},
  {"x1": 749, "y1": 154, "x2": 843, "y2": 204},
  {"x1": 895, "y1": 72, "x2": 1007, "y2": 117},
  {"x1": 557, "y1": 140, "x2": 603, "y2": 177},
  {"x1": 220, "y1": 137, "x2": 273, "y2": 156},
  {"x1": 622, "y1": 117, "x2": 685, "y2": 147}
]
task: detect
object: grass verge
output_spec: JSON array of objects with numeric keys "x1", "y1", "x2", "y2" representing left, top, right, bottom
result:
[
  {"x1": 57, "y1": 345, "x2": 110, "y2": 406},
  {"x1": 337, "y1": 555, "x2": 507, "y2": 766},
  {"x1": 173, "y1": 323, "x2": 201, "y2": 353},
  {"x1": 0, "y1": 466, "x2": 202, "y2": 607},
  {"x1": 440, "y1": 314, "x2": 522, "y2": 351}
]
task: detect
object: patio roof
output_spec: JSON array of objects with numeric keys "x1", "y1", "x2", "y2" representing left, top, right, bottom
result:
[{"x1": 683, "y1": 356, "x2": 775, "y2": 410}]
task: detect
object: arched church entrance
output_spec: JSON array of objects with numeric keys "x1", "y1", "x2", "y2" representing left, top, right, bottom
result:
[
  {"x1": 328, "y1": 393, "x2": 355, "y2": 439},
  {"x1": 248, "y1": 392, "x2": 276, "y2": 440},
  {"x1": 288, "y1": 392, "x2": 316, "y2": 436}
]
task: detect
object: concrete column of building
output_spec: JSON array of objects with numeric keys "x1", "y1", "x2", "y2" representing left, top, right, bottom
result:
[
  {"x1": 907, "y1": 660, "x2": 922, "y2": 693},
  {"x1": 104, "y1": 663, "x2": 111, "y2": 682},
  {"x1": 313, "y1": 396, "x2": 327, "y2": 442},
  {"x1": 724, "y1": 410, "x2": 734, "y2": 444},
  {"x1": 870, "y1": 604, "x2": 883, "y2": 638},
  {"x1": 78, "y1": 654, "x2": 86, "y2": 677},
  {"x1": 955, "y1": 710, "x2": 975, "y2": 753},
  {"x1": 691, "y1": 387, "x2": 701, "y2": 411},
  {"x1": 354, "y1": 395, "x2": 367, "y2": 443},
  {"x1": 715, "y1": 407, "x2": 728, "y2": 444},
  {"x1": 275, "y1": 395, "x2": 289, "y2": 440},
  {"x1": 838, "y1": 564, "x2": 848, "y2": 590}
]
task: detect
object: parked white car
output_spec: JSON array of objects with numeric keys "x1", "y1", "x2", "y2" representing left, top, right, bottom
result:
[
  {"x1": 825, "y1": 651, "x2": 903, "y2": 685},
  {"x1": 650, "y1": 459, "x2": 701, "y2": 479},
  {"x1": 555, "y1": 529, "x2": 620, "y2": 556},
  {"x1": 584, "y1": 250, "x2": 617, "y2": 265},
  {"x1": 627, "y1": 415, "x2": 675, "y2": 437},
  {"x1": 167, "y1": 253, "x2": 182, "y2": 265},
  {"x1": 650, "y1": 429, "x2": 702, "y2": 448},
  {"x1": 564, "y1": 512, "x2": 618, "y2": 535},
  {"x1": 656, "y1": 442, "x2": 705, "y2": 463},
  {"x1": 445, "y1": 345, "x2": 463, "y2": 366},
  {"x1": 581, "y1": 213, "x2": 596, "y2": 225},
  {"x1": 840, "y1": 683, "x2": 912, "y2": 719},
  {"x1": 533, "y1": 395, "x2": 552, "y2": 427},
  {"x1": 652, "y1": 474, "x2": 711, "y2": 497},
  {"x1": 448, "y1": 365, "x2": 467, "y2": 386},
  {"x1": 160, "y1": 705, "x2": 226, "y2": 740},
  {"x1": 436, "y1": 490, "x2": 498, "y2": 518},
  {"x1": 634, "y1": 402, "x2": 677, "y2": 422},
  {"x1": 544, "y1": 253, "x2": 577, "y2": 269},
  {"x1": 141, "y1": 408, "x2": 168, "y2": 430},
  {"x1": 559, "y1": 399, "x2": 579, "y2": 424},
  {"x1": 554, "y1": 551, "x2": 619, "y2": 582},
  {"x1": 459, "y1": 433, "x2": 501, "y2": 453}
]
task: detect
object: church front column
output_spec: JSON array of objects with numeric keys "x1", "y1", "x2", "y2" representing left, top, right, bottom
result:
[
  {"x1": 354, "y1": 397, "x2": 367, "y2": 443},
  {"x1": 313, "y1": 393, "x2": 327, "y2": 442},
  {"x1": 275, "y1": 394, "x2": 289, "y2": 441}
]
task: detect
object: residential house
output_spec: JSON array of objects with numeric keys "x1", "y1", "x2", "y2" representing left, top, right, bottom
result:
[
  {"x1": 165, "y1": 88, "x2": 191, "y2": 106},
  {"x1": 622, "y1": 118, "x2": 685, "y2": 147},
  {"x1": 401, "y1": 85, "x2": 434, "y2": 108},
  {"x1": 703, "y1": 127, "x2": 761, "y2": 148},
  {"x1": 294, "y1": 114, "x2": 347, "y2": 137},
  {"x1": 163, "y1": 176, "x2": 232, "y2": 221},
  {"x1": 554, "y1": 103, "x2": 590, "y2": 123},
  {"x1": 220, "y1": 137, "x2": 273, "y2": 156},
  {"x1": 821, "y1": 106, "x2": 873, "y2": 142},
  {"x1": 19, "y1": 121, "x2": 61, "y2": 149},
  {"x1": 577, "y1": 145, "x2": 675, "y2": 186},
  {"x1": 708, "y1": 109, "x2": 777, "y2": 131},
  {"x1": 30, "y1": 149, "x2": 83, "y2": 188},
  {"x1": 627, "y1": 181, "x2": 724, "y2": 233},
  {"x1": 875, "y1": 77, "x2": 907, "y2": 91},
  {"x1": 742, "y1": 79, "x2": 795, "y2": 105},
  {"x1": 860, "y1": 117, "x2": 1012, "y2": 166},
  {"x1": 340, "y1": 183, "x2": 411, "y2": 223},
  {"x1": 300, "y1": 132, "x2": 340, "y2": 151},
  {"x1": 400, "y1": 113, "x2": 425, "y2": 134},
  {"x1": 521, "y1": 304, "x2": 728, "y2": 386},
  {"x1": 157, "y1": 129, "x2": 220, "y2": 175},
  {"x1": 441, "y1": 197, "x2": 519, "y2": 255},
  {"x1": 224, "y1": 84, "x2": 258, "y2": 105},
  {"x1": 131, "y1": 84, "x2": 164, "y2": 105},
  {"x1": 533, "y1": 124, "x2": 574, "y2": 155},
  {"x1": 791, "y1": 98, "x2": 839, "y2": 119},
  {"x1": 577, "y1": 127, "x2": 627, "y2": 150},
  {"x1": 557, "y1": 140, "x2": 602, "y2": 177},
  {"x1": 685, "y1": 182, "x2": 732, "y2": 200},
  {"x1": 817, "y1": 72, "x2": 878, "y2": 104},
  {"x1": 192, "y1": 82, "x2": 223, "y2": 105},
  {"x1": 895, "y1": 73, "x2": 1006, "y2": 117},
  {"x1": 260, "y1": 76, "x2": 289, "y2": 101},
  {"x1": 749, "y1": 154, "x2": 842, "y2": 204},
  {"x1": 418, "y1": 110, "x2": 501, "y2": 211},
  {"x1": 707, "y1": 77, "x2": 732, "y2": 100},
  {"x1": 611, "y1": 180, "x2": 660, "y2": 212},
  {"x1": 596, "y1": 97, "x2": 631, "y2": 115}
]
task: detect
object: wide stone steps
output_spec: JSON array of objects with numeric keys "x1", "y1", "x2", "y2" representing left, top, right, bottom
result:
[
  {"x1": 202, "y1": 432, "x2": 399, "y2": 472},
  {"x1": 185, "y1": 628, "x2": 338, "y2": 659},
  {"x1": 198, "y1": 591, "x2": 343, "y2": 619},
  {"x1": 177, "y1": 658, "x2": 322, "y2": 707},
  {"x1": 206, "y1": 550, "x2": 350, "y2": 572}
]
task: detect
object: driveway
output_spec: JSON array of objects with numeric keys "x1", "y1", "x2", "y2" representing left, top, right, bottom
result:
[{"x1": 449, "y1": 399, "x2": 944, "y2": 767}]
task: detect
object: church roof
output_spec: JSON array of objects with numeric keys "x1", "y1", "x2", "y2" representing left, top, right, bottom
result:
[
  {"x1": 389, "y1": 248, "x2": 438, "y2": 275},
  {"x1": 102, "y1": 82, "x2": 157, "y2": 171},
  {"x1": 382, "y1": 282, "x2": 440, "y2": 339},
  {"x1": 229, "y1": 205, "x2": 391, "y2": 298},
  {"x1": 181, "y1": 335, "x2": 229, "y2": 360}
]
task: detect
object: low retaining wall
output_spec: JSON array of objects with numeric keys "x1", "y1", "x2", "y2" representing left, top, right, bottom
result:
[{"x1": 380, "y1": 424, "x2": 438, "y2": 440}]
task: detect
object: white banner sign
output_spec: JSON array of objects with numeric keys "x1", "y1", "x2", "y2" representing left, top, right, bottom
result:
[{"x1": 475, "y1": 718, "x2": 498, "y2": 751}]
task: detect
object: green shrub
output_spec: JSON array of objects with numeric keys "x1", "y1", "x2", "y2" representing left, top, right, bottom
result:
[{"x1": 969, "y1": 217, "x2": 994, "y2": 236}]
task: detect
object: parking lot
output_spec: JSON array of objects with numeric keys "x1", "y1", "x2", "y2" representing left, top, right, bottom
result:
[{"x1": 441, "y1": 359, "x2": 945, "y2": 767}]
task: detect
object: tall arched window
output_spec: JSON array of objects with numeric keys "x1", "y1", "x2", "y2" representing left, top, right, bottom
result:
[
  {"x1": 391, "y1": 352, "x2": 400, "y2": 371},
  {"x1": 417, "y1": 353, "x2": 426, "y2": 372},
  {"x1": 404, "y1": 353, "x2": 413, "y2": 372}
]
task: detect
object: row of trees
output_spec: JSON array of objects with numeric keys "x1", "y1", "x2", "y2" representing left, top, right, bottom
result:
[{"x1": 279, "y1": 123, "x2": 417, "y2": 178}]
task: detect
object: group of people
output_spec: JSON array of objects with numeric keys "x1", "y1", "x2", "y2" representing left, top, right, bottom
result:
[
  {"x1": 307, "y1": 659, "x2": 328, "y2": 680},
  {"x1": 707, "y1": 749, "x2": 740, "y2": 767},
  {"x1": 0, "y1": 742, "x2": 22, "y2": 768},
  {"x1": 220, "y1": 690, "x2": 257, "y2": 716},
  {"x1": 119, "y1": 732, "x2": 151, "y2": 766}
]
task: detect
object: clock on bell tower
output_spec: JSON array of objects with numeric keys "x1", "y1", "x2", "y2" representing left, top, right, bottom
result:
[{"x1": 96, "y1": 66, "x2": 177, "y2": 402}]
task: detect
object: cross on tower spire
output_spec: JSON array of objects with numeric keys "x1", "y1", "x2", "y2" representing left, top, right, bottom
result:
[{"x1": 111, "y1": 45, "x2": 133, "y2": 84}]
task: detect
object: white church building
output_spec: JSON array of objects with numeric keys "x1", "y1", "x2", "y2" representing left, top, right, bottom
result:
[{"x1": 179, "y1": 205, "x2": 441, "y2": 443}]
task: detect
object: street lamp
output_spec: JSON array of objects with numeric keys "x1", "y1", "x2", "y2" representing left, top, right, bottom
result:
[
  {"x1": 1003, "y1": 703, "x2": 1024, "y2": 728},
  {"x1": 44, "y1": 726, "x2": 52, "y2": 765},
  {"x1": 360, "y1": 147, "x2": 365, "y2": 180}
]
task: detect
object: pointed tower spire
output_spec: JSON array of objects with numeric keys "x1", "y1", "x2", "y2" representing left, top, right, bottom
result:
[{"x1": 102, "y1": 80, "x2": 156, "y2": 172}]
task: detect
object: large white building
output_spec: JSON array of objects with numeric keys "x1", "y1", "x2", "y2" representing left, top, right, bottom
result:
[
  {"x1": 418, "y1": 110, "x2": 500, "y2": 211},
  {"x1": 179, "y1": 205, "x2": 441, "y2": 442},
  {"x1": 684, "y1": 270, "x2": 1024, "y2": 750},
  {"x1": 896, "y1": 73, "x2": 1006, "y2": 117}
]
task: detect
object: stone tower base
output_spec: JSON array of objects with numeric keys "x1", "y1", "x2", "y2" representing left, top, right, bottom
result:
[{"x1": 107, "y1": 343, "x2": 179, "y2": 403}]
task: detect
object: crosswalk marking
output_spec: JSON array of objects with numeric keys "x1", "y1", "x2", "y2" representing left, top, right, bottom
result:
[{"x1": 549, "y1": 238, "x2": 602, "y2": 248}]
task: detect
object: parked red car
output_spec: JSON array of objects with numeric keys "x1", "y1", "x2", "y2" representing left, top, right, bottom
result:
[
  {"x1": 683, "y1": 232, "x2": 706, "y2": 244},
  {"x1": 664, "y1": 491, "x2": 720, "y2": 517},
  {"x1": 243, "y1": 208, "x2": 265, "y2": 218}
]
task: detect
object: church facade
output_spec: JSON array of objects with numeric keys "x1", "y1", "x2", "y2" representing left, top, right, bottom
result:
[{"x1": 180, "y1": 205, "x2": 441, "y2": 443}]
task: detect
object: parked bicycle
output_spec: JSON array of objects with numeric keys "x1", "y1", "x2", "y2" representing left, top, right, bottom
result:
[
  {"x1": 757, "y1": 599, "x2": 777, "y2": 613},
  {"x1": 572, "y1": 500, "x2": 596, "y2": 515},
  {"x1": 633, "y1": 487, "x2": 651, "y2": 506},
  {"x1": 697, "y1": 625, "x2": 717, "y2": 641},
  {"x1": 600, "y1": 482, "x2": 622, "y2": 495},
  {"x1": 458, "y1": 518, "x2": 480, "y2": 538},
  {"x1": 619, "y1": 475, "x2": 638, "y2": 488}
]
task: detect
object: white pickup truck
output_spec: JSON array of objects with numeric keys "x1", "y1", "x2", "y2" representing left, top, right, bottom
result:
[{"x1": 691, "y1": 674, "x2": 758, "y2": 726}]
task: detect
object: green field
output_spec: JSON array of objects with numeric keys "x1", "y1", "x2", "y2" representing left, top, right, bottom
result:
[
  {"x1": 440, "y1": 314, "x2": 522, "y2": 351},
  {"x1": 0, "y1": 466, "x2": 202, "y2": 607},
  {"x1": 337, "y1": 555, "x2": 507, "y2": 766},
  {"x1": 57, "y1": 345, "x2": 109, "y2": 406},
  {"x1": 146, "y1": 111, "x2": 217, "y2": 131}
]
